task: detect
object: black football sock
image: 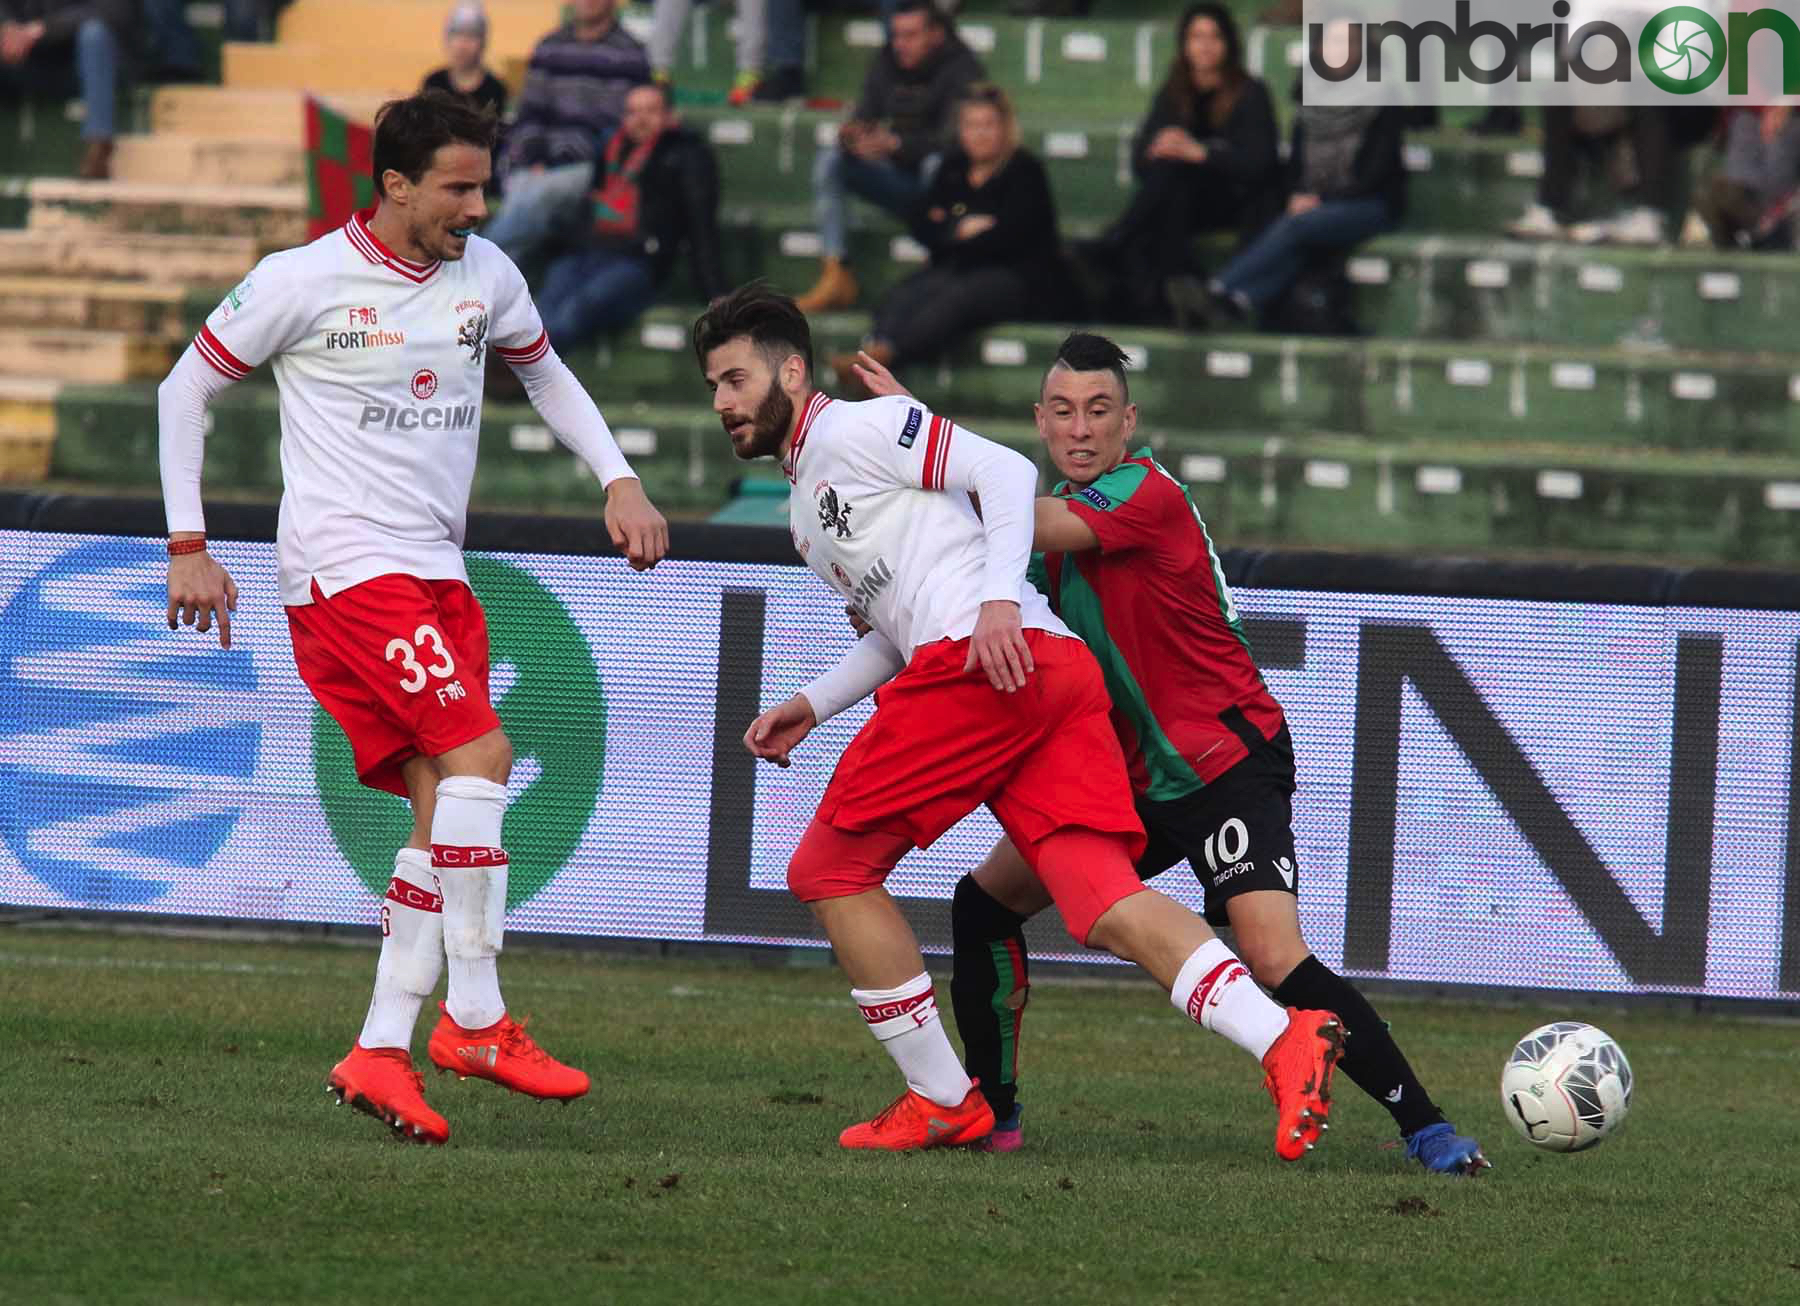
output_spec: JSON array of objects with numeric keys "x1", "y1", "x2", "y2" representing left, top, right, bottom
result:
[
  {"x1": 1273, "y1": 954, "x2": 1445, "y2": 1137},
  {"x1": 948, "y1": 875, "x2": 1030, "y2": 1123}
]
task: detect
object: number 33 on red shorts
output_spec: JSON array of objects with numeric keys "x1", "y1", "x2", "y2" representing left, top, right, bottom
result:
[{"x1": 287, "y1": 573, "x2": 500, "y2": 796}]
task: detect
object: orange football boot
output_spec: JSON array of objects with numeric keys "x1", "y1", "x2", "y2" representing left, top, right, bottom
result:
[
  {"x1": 839, "y1": 1081, "x2": 995, "y2": 1151},
  {"x1": 426, "y1": 1003, "x2": 590, "y2": 1100},
  {"x1": 1261, "y1": 1007, "x2": 1345, "y2": 1161},
  {"x1": 326, "y1": 1044, "x2": 449, "y2": 1145}
]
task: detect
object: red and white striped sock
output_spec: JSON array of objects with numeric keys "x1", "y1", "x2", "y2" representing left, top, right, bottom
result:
[
  {"x1": 433, "y1": 775, "x2": 509, "y2": 1030},
  {"x1": 358, "y1": 848, "x2": 443, "y2": 1050},
  {"x1": 1172, "y1": 939, "x2": 1288, "y2": 1061},
  {"x1": 852, "y1": 973, "x2": 972, "y2": 1107}
]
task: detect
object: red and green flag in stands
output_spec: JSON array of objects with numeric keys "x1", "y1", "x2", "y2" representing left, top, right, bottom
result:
[{"x1": 305, "y1": 97, "x2": 374, "y2": 239}]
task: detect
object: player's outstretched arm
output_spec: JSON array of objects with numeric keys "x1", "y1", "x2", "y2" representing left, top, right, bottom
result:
[
  {"x1": 158, "y1": 344, "x2": 242, "y2": 648},
  {"x1": 796, "y1": 628, "x2": 907, "y2": 724},
  {"x1": 936, "y1": 432, "x2": 1040, "y2": 691},
  {"x1": 1032, "y1": 496, "x2": 1103, "y2": 553},
  {"x1": 504, "y1": 343, "x2": 670, "y2": 569}
]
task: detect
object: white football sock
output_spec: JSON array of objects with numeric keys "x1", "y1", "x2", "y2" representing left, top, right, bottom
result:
[
  {"x1": 1171, "y1": 938, "x2": 1288, "y2": 1061},
  {"x1": 432, "y1": 775, "x2": 509, "y2": 1031},
  {"x1": 853, "y1": 973, "x2": 971, "y2": 1107},
  {"x1": 357, "y1": 848, "x2": 443, "y2": 1050}
]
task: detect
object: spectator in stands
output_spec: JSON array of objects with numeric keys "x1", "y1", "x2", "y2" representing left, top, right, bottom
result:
[
  {"x1": 1200, "y1": 92, "x2": 1406, "y2": 328},
  {"x1": 1080, "y1": 2, "x2": 1280, "y2": 324},
  {"x1": 832, "y1": 83, "x2": 1061, "y2": 384},
  {"x1": 1694, "y1": 106, "x2": 1800, "y2": 251},
  {"x1": 422, "y1": 3, "x2": 508, "y2": 121},
  {"x1": 753, "y1": 0, "x2": 805, "y2": 100},
  {"x1": 793, "y1": 0, "x2": 984, "y2": 313},
  {"x1": 1506, "y1": 107, "x2": 1686, "y2": 246},
  {"x1": 535, "y1": 83, "x2": 727, "y2": 352},
  {"x1": 224, "y1": 0, "x2": 291, "y2": 42},
  {"x1": 482, "y1": 0, "x2": 651, "y2": 275},
  {"x1": 141, "y1": 0, "x2": 203, "y2": 82},
  {"x1": 650, "y1": 0, "x2": 767, "y2": 106},
  {"x1": 0, "y1": 0, "x2": 132, "y2": 178}
]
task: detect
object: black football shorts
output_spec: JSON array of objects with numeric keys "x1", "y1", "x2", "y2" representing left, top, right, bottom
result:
[{"x1": 1133, "y1": 722, "x2": 1300, "y2": 925}]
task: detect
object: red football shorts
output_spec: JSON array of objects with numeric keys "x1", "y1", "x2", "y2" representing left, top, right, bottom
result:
[
  {"x1": 287, "y1": 573, "x2": 500, "y2": 797},
  {"x1": 791, "y1": 629, "x2": 1148, "y2": 937}
]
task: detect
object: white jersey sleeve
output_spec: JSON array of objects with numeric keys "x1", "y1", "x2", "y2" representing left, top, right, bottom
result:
[
  {"x1": 797, "y1": 629, "x2": 908, "y2": 723},
  {"x1": 479, "y1": 246, "x2": 635, "y2": 486},
  {"x1": 486, "y1": 245, "x2": 553, "y2": 368},
  {"x1": 160, "y1": 252, "x2": 310, "y2": 532},
  {"x1": 191, "y1": 251, "x2": 311, "y2": 381},
  {"x1": 828, "y1": 396, "x2": 1039, "y2": 606}
]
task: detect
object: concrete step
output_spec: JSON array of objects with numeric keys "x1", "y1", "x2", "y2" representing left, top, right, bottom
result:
[
  {"x1": 0, "y1": 229, "x2": 259, "y2": 283},
  {"x1": 112, "y1": 133, "x2": 306, "y2": 188},
  {"x1": 25, "y1": 177, "x2": 307, "y2": 245},
  {"x1": 147, "y1": 86, "x2": 388, "y2": 140},
  {"x1": 0, "y1": 378, "x2": 60, "y2": 484},
  {"x1": 0, "y1": 328, "x2": 170, "y2": 384},
  {"x1": 0, "y1": 276, "x2": 203, "y2": 339},
  {"x1": 276, "y1": 0, "x2": 562, "y2": 58}
]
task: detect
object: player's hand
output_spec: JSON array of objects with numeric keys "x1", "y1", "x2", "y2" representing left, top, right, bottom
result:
[
  {"x1": 605, "y1": 477, "x2": 669, "y2": 571},
  {"x1": 850, "y1": 350, "x2": 911, "y2": 400},
  {"x1": 964, "y1": 599, "x2": 1033, "y2": 693},
  {"x1": 166, "y1": 548, "x2": 239, "y2": 649},
  {"x1": 844, "y1": 604, "x2": 872, "y2": 638},
  {"x1": 744, "y1": 694, "x2": 817, "y2": 767},
  {"x1": 1288, "y1": 192, "x2": 1322, "y2": 216}
]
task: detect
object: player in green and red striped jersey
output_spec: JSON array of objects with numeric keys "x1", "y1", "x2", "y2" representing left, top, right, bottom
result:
[{"x1": 852, "y1": 333, "x2": 1487, "y2": 1175}]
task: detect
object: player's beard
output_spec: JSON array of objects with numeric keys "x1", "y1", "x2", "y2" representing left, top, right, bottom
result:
[
  {"x1": 415, "y1": 211, "x2": 469, "y2": 263},
  {"x1": 726, "y1": 380, "x2": 795, "y2": 461}
]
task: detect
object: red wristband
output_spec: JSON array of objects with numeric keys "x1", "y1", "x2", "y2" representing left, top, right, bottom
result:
[{"x1": 167, "y1": 537, "x2": 207, "y2": 556}]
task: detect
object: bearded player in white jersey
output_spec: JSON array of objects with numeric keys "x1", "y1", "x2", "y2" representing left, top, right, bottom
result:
[
  {"x1": 158, "y1": 92, "x2": 669, "y2": 1145},
  {"x1": 695, "y1": 283, "x2": 1344, "y2": 1156}
]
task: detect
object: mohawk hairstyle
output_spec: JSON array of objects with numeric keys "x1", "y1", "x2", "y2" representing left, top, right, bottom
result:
[
  {"x1": 1044, "y1": 331, "x2": 1131, "y2": 402},
  {"x1": 691, "y1": 281, "x2": 814, "y2": 380}
]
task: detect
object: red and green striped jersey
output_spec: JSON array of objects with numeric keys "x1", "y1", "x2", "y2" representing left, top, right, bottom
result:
[{"x1": 1034, "y1": 448, "x2": 1285, "y2": 801}]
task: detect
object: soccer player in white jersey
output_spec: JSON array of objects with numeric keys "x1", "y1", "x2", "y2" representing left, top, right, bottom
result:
[
  {"x1": 694, "y1": 283, "x2": 1344, "y2": 1156},
  {"x1": 158, "y1": 92, "x2": 669, "y2": 1145}
]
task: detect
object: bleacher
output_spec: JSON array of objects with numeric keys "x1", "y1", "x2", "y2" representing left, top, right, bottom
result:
[{"x1": 4, "y1": 0, "x2": 1799, "y2": 563}]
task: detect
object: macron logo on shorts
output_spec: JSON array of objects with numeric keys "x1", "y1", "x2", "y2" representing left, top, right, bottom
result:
[{"x1": 430, "y1": 844, "x2": 509, "y2": 868}]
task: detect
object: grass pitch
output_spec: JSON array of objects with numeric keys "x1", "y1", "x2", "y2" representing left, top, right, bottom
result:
[{"x1": 3, "y1": 926, "x2": 1795, "y2": 1305}]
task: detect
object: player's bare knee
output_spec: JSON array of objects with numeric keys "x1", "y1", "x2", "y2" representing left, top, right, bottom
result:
[{"x1": 437, "y1": 729, "x2": 512, "y2": 783}]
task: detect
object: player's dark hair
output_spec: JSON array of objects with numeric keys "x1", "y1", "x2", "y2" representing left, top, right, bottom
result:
[
  {"x1": 371, "y1": 90, "x2": 498, "y2": 198},
  {"x1": 692, "y1": 281, "x2": 814, "y2": 380},
  {"x1": 1046, "y1": 332, "x2": 1131, "y2": 402}
]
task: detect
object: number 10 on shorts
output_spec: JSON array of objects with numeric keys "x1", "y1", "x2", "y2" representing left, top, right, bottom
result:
[{"x1": 386, "y1": 623, "x2": 465, "y2": 704}]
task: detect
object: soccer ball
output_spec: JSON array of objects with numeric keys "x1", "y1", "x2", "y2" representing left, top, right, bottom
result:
[{"x1": 1500, "y1": 1021, "x2": 1633, "y2": 1152}]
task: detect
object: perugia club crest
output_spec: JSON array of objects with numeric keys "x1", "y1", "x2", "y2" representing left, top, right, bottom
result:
[
  {"x1": 411, "y1": 369, "x2": 438, "y2": 400},
  {"x1": 458, "y1": 311, "x2": 488, "y2": 366},
  {"x1": 817, "y1": 484, "x2": 853, "y2": 539}
]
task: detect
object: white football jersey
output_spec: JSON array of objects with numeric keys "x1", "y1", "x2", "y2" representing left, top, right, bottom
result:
[
  {"x1": 785, "y1": 391, "x2": 1071, "y2": 659},
  {"x1": 189, "y1": 213, "x2": 552, "y2": 605}
]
